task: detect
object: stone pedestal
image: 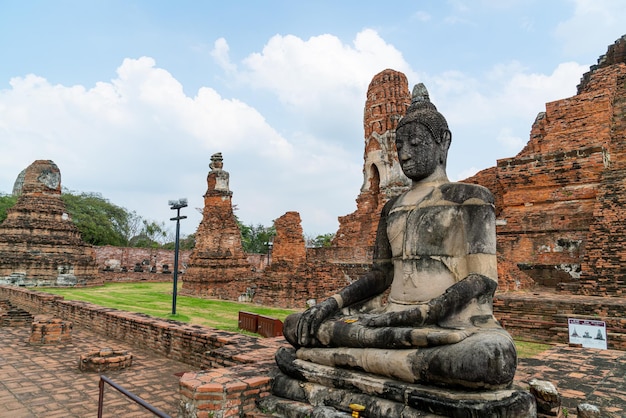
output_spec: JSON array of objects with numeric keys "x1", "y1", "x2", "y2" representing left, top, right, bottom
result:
[{"x1": 263, "y1": 360, "x2": 536, "y2": 418}]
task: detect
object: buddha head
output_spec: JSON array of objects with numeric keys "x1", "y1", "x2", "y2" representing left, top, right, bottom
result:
[{"x1": 395, "y1": 84, "x2": 451, "y2": 181}]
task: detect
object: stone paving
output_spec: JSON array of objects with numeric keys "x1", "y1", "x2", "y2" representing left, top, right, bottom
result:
[
  {"x1": 1, "y1": 320, "x2": 625, "y2": 417},
  {"x1": 515, "y1": 344, "x2": 626, "y2": 417},
  {"x1": 0, "y1": 322, "x2": 192, "y2": 417}
]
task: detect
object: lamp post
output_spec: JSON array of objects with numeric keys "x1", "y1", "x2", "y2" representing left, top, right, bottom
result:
[{"x1": 168, "y1": 198, "x2": 188, "y2": 315}]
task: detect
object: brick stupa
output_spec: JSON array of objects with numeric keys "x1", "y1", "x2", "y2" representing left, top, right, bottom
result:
[
  {"x1": 0, "y1": 160, "x2": 99, "y2": 286},
  {"x1": 182, "y1": 153, "x2": 251, "y2": 298},
  {"x1": 333, "y1": 69, "x2": 411, "y2": 248}
]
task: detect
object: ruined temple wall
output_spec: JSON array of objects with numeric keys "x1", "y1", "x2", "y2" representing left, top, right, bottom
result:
[
  {"x1": 253, "y1": 246, "x2": 372, "y2": 309},
  {"x1": 578, "y1": 68, "x2": 626, "y2": 296},
  {"x1": 0, "y1": 161, "x2": 100, "y2": 286},
  {"x1": 464, "y1": 62, "x2": 626, "y2": 291},
  {"x1": 271, "y1": 212, "x2": 306, "y2": 268},
  {"x1": 183, "y1": 156, "x2": 252, "y2": 298},
  {"x1": 94, "y1": 246, "x2": 192, "y2": 272},
  {"x1": 0, "y1": 285, "x2": 286, "y2": 370}
]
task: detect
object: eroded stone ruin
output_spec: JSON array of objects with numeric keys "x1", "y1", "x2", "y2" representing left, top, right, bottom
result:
[{"x1": 0, "y1": 160, "x2": 100, "y2": 287}]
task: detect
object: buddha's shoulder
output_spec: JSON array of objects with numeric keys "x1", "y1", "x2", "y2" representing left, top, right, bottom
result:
[{"x1": 438, "y1": 182, "x2": 494, "y2": 205}]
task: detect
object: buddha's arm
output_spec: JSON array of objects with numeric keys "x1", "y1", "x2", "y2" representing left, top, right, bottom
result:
[
  {"x1": 363, "y1": 273, "x2": 497, "y2": 327},
  {"x1": 294, "y1": 199, "x2": 395, "y2": 346},
  {"x1": 365, "y1": 197, "x2": 498, "y2": 328}
]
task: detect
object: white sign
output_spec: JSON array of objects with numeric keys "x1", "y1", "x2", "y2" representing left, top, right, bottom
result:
[{"x1": 568, "y1": 318, "x2": 607, "y2": 350}]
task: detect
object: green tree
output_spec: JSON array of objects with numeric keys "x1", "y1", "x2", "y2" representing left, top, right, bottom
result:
[
  {"x1": 0, "y1": 194, "x2": 18, "y2": 223},
  {"x1": 307, "y1": 233, "x2": 336, "y2": 248},
  {"x1": 61, "y1": 191, "x2": 130, "y2": 246},
  {"x1": 238, "y1": 221, "x2": 276, "y2": 254},
  {"x1": 129, "y1": 220, "x2": 170, "y2": 248},
  {"x1": 162, "y1": 233, "x2": 196, "y2": 250}
]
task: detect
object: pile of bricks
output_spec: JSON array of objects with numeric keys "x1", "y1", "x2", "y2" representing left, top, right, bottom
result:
[
  {"x1": 29, "y1": 316, "x2": 72, "y2": 344},
  {"x1": 79, "y1": 347, "x2": 133, "y2": 372}
]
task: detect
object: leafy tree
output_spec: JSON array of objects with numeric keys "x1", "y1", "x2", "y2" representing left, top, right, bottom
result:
[
  {"x1": 0, "y1": 194, "x2": 18, "y2": 223},
  {"x1": 238, "y1": 221, "x2": 276, "y2": 254},
  {"x1": 61, "y1": 191, "x2": 130, "y2": 246},
  {"x1": 162, "y1": 233, "x2": 196, "y2": 250},
  {"x1": 129, "y1": 220, "x2": 171, "y2": 248},
  {"x1": 307, "y1": 233, "x2": 336, "y2": 248}
]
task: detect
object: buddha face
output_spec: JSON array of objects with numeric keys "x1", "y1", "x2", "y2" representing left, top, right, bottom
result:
[{"x1": 395, "y1": 122, "x2": 445, "y2": 181}]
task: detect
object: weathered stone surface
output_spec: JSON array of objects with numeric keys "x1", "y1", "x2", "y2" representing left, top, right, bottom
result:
[
  {"x1": 334, "y1": 69, "x2": 411, "y2": 250},
  {"x1": 0, "y1": 160, "x2": 100, "y2": 287},
  {"x1": 269, "y1": 358, "x2": 535, "y2": 418},
  {"x1": 529, "y1": 379, "x2": 561, "y2": 416},
  {"x1": 273, "y1": 83, "x2": 534, "y2": 416},
  {"x1": 577, "y1": 403, "x2": 601, "y2": 418},
  {"x1": 182, "y1": 153, "x2": 253, "y2": 299}
]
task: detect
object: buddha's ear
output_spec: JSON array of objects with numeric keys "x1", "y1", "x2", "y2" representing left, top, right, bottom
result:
[{"x1": 441, "y1": 129, "x2": 452, "y2": 149}]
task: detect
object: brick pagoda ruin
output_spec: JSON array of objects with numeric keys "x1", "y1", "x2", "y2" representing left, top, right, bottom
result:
[
  {"x1": 0, "y1": 160, "x2": 100, "y2": 286},
  {"x1": 182, "y1": 153, "x2": 252, "y2": 298},
  {"x1": 465, "y1": 34, "x2": 626, "y2": 296}
]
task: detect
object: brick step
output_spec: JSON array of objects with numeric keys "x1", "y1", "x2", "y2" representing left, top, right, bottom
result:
[{"x1": 0, "y1": 301, "x2": 34, "y2": 326}]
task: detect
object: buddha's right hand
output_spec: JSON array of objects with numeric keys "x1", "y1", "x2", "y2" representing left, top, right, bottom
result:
[
  {"x1": 296, "y1": 297, "x2": 339, "y2": 346},
  {"x1": 362, "y1": 304, "x2": 429, "y2": 327}
]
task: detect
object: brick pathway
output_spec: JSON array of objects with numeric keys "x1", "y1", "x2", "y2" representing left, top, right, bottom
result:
[
  {"x1": 0, "y1": 323, "x2": 191, "y2": 417},
  {"x1": 1, "y1": 321, "x2": 625, "y2": 417},
  {"x1": 515, "y1": 344, "x2": 626, "y2": 417}
]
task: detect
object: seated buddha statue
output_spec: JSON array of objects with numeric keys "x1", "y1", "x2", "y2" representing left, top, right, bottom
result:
[{"x1": 278, "y1": 83, "x2": 517, "y2": 390}]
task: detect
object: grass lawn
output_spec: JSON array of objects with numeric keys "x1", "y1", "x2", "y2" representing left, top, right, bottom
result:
[
  {"x1": 38, "y1": 281, "x2": 298, "y2": 334},
  {"x1": 36, "y1": 282, "x2": 553, "y2": 357}
]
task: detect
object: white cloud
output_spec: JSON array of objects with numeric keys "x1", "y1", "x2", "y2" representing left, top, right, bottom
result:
[
  {"x1": 425, "y1": 59, "x2": 588, "y2": 179},
  {"x1": 0, "y1": 57, "x2": 311, "y2": 234},
  {"x1": 555, "y1": 0, "x2": 626, "y2": 56},
  {"x1": 452, "y1": 166, "x2": 481, "y2": 181},
  {"x1": 237, "y1": 29, "x2": 414, "y2": 109},
  {"x1": 496, "y1": 127, "x2": 525, "y2": 151},
  {"x1": 210, "y1": 37, "x2": 237, "y2": 72}
]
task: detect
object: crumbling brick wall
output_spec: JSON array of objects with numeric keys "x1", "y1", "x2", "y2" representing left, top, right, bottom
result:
[{"x1": 465, "y1": 39, "x2": 626, "y2": 295}]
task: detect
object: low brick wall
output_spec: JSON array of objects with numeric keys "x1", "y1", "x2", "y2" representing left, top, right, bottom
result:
[
  {"x1": 0, "y1": 285, "x2": 286, "y2": 369},
  {"x1": 494, "y1": 291, "x2": 626, "y2": 350},
  {"x1": 0, "y1": 284, "x2": 289, "y2": 417}
]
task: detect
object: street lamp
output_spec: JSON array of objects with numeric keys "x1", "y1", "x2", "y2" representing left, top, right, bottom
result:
[{"x1": 168, "y1": 198, "x2": 188, "y2": 315}]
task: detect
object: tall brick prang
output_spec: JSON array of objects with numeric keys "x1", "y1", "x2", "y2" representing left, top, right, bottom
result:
[
  {"x1": 333, "y1": 69, "x2": 411, "y2": 249},
  {"x1": 182, "y1": 153, "x2": 252, "y2": 299},
  {"x1": 0, "y1": 160, "x2": 100, "y2": 287}
]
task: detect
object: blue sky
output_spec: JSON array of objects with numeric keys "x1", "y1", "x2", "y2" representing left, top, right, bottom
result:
[{"x1": 1, "y1": 0, "x2": 625, "y2": 238}]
